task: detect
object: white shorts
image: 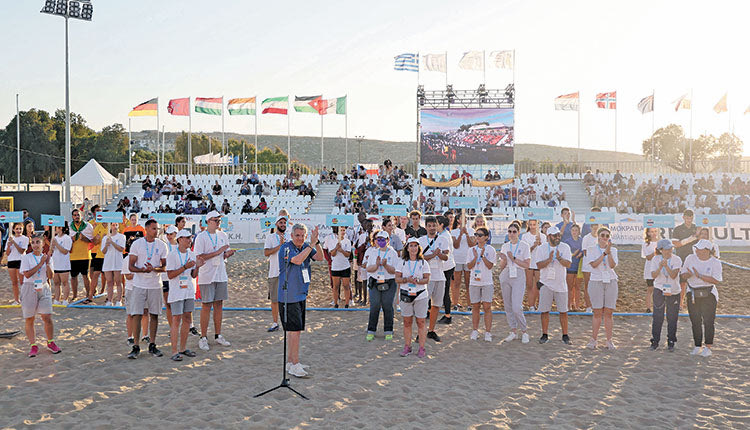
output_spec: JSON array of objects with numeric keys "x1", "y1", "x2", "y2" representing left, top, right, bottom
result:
[
  {"x1": 454, "y1": 263, "x2": 469, "y2": 272},
  {"x1": 426, "y1": 281, "x2": 445, "y2": 306},
  {"x1": 21, "y1": 283, "x2": 53, "y2": 318},
  {"x1": 588, "y1": 280, "x2": 618, "y2": 310},
  {"x1": 128, "y1": 287, "x2": 162, "y2": 316},
  {"x1": 469, "y1": 284, "x2": 494, "y2": 303},
  {"x1": 400, "y1": 297, "x2": 429, "y2": 319},
  {"x1": 538, "y1": 285, "x2": 568, "y2": 313}
]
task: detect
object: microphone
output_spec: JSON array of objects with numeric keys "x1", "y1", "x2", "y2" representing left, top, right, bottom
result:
[{"x1": 284, "y1": 247, "x2": 290, "y2": 261}]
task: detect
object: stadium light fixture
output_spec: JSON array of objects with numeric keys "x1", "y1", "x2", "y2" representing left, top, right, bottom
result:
[
  {"x1": 40, "y1": 0, "x2": 94, "y2": 205},
  {"x1": 477, "y1": 84, "x2": 488, "y2": 103},
  {"x1": 356, "y1": 135, "x2": 365, "y2": 164},
  {"x1": 446, "y1": 85, "x2": 455, "y2": 105},
  {"x1": 417, "y1": 85, "x2": 426, "y2": 107}
]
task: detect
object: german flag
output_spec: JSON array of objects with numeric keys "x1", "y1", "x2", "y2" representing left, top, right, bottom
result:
[{"x1": 128, "y1": 98, "x2": 158, "y2": 117}]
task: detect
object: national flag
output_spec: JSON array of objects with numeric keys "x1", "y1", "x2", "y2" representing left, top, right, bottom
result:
[
  {"x1": 488, "y1": 50, "x2": 514, "y2": 69},
  {"x1": 554, "y1": 92, "x2": 579, "y2": 111},
  {"x1": 714, "y1": 93, "x2": 728, "y2": 113},
  {"x1": 394, "y1": 53, "x2": 419, "y2": 72},
  {"x1": 195, "y1": 97, "x2": 223, "y2": 115},
  {"x1": 324, "y1": 96, "x2": 347, "y2": 115},
  {"x1": 458, "y1": 51, "x2": 484, "y2": 70},
  {"x1": 227, "y1": 97, "x2": 256, "y2": 115},
  {"x1": 294, "y1": 95, "x2": 325, "y2": 114},
  {"x1": 128, "y1": 98, "x2": 158, "y2": 117},
  {"x1": 673, "y1": 93, "x2": 691, "y2": 111},
  {"x1": 596, "y1": 92, "x2": 617, "y2": 109},
  {"x1": 423, "y1": 53, "x2": 446, "y2": 72},
  {"x1": 261, "y1": 96, "x2": 288, "y2": 115},
  {"x1": 637, "y1": 95, "x2": 654, "y2": 114},
  {"x1": 167, "y1": 98, "x2": 190, "y2": 116}
]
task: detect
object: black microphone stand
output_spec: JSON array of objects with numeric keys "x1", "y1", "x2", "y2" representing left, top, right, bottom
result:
[{"x1": 255, "y1": 246, "x2": 308, "y2": 400}]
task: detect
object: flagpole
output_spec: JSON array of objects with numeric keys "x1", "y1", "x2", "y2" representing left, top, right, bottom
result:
[
  {"x1": 17, "y1": 93, "x2": 21, "y2": 188},
  {"x1": 512, "y1": 49, "x2": 516, "y2": 87},
  {"x1": 254, "y1": 96, "x2": 258, "y2": 172},
  {"x1": 651, "y1": 89, "x2": 655, "y2": 163},
  {"x1": 188, "y1": 97, "x2": 192, "y2": 176},
  {"x1": 345, "y1": 94, "x2": 349, "y2": 169},
  {"x1": 614, "y1": 94, "x2": 618, "y2": 165},
  {"x1": 320, "y1": 110, "x2": 324, "y2": 167},
  {"x1": 577, "y1": 91, "x2": 581, "y2": 172},
  {"x1": 445, "y1": 50, "x2": 448, "y2": 87},
  {"x1": 287, "y1": 98, "x2": 291, "y2": 172},
  {"x1": 157, "y1": 97, "x2": 160, "y2": 177},
  {"x1": 128, "y1": 117, "x2": 132, "y2": 178},
  {"x1": 162, "y1": 125, "x2": 166, "y2": 176},
  {"x1": 689, "y1": 88, "x2": 693, "y2": 172},
  {"x1": 482, "y1": 50, "x2": 486, "y2": 85},
  {"x1": 221, "y1": 96, "x2": 225, "y2": 159}
]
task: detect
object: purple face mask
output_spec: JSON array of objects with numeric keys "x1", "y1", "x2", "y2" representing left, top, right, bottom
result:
[{"x1": 376, "y1": 238, "x2": 387, "y2": 247}]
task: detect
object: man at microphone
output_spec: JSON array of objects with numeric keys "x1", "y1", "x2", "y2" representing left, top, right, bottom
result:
[{"x1": 278, "y1": 223, "x2": 324, "y2": 378}]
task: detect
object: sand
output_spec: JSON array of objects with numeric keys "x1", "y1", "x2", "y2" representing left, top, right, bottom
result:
[{"x1": 1, "y1": 247, "x2": 750, "y2": 428}]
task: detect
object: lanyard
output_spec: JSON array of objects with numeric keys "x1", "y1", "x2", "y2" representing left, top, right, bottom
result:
[
  {"x1": 510, "y1": 240, "x2": 520, "y2": 258},
  {"x1": 208, "y1": 232, "x2": 218, "y2": 250},
  {"x1": 145, "y1": 240, "x2": 155, "y2": 263},
  {"x1": 406, "y1": 259, "x2": 418, "y2": 278},
  {"x1": 31, "y1": 254, "x2": 43, "y2": 279},
  {"x1": 597, "y1": 245, "x2": 607, "y2": 267},
  {"x1": 661, "y1": 257, "x2": 672, "y2": 278},
  {"x1": 477, "y1": 245, "x2": 485, "y2": 260},
  {"x1": 178, "y1": 250, "x2": 189, "y2": 267}
]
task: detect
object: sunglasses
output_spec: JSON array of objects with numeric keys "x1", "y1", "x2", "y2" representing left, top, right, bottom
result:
[
  {"x1": 507, "y1": 230, "x2": 518, "y2": 234},
  {"x1": 475, "y1": 233, "x2": 485, "y2": 237},
  {"x1": 599, "y1": 234, "x2": 610, "y2": 238}
]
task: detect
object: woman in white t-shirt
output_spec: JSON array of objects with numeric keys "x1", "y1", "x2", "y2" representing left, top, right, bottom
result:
[
  {"x1": 161, "y1": 226, "x2": 179, "y2": 326},
  {"x1": 696, "y1": 227, "x2": 720, "y2": 258},
  {"x1": 521, "y1": 219, "x2": 546, "y2": 312},
  {"x1": 450, "y1": 213, "x2": 475, "y2": 312},
  {"x1": 364, "y1": 230, "x2": 398, "y2": 341},
  {"x1": 648, "y1": 239, "x2": 682, "y2": 351},
  {"x1": 466, "y1": 227, "x2": 497, "y2": 342},
  {"x1": 498, "y1": 223, "x2": 532, "y2": 344},
  {"x1": 580, "y1": 223, "x2": 599, "y2": 313},
  {"x1": 395, "y1": 237, "x2": 431, "y2": 358},
  {"x1": 101, "y1": 222, "x2": 126, "y2": 307},
  {"x1": 641, "y1": 228, "x2": 660, "y2": 313},
  {"x1": 166, "y1": 230, "x2": 204, "y2": 361},
  {"x1": 50, "y1": 224, "x2": 73, "y2": 305},
  {"x1": 20, "y1": 233, "x2": 60, "y2": 357},
  {"x1": 583, "y1": 227, "x2": 619, "y2": 350},
  {"x1": 326, "y1": 226, "x2": 352, "y2": 308},
  {"x1": 680, "y1": 239, "x2": 722, "y2": 357},
  {"x1": 5, "y1": 222, "x2": 29, "y2": 305}
]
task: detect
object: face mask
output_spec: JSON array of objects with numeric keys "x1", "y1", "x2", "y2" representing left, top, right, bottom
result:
[{"x1": 376, "y1": 238, "x2": 387, "y2": 247}]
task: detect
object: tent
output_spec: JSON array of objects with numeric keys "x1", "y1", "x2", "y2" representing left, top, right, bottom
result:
[{"x1": 69, "y1": 159, "x2": 121, "y2": 206}]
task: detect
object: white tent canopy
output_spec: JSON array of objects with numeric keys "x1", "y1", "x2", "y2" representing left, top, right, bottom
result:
[
  {"x1": 193, "y1": 153, "x2": 233, "y2": 165},
  {"x1": 70, "y1": 159, "x2": 118, "y2": 186}
]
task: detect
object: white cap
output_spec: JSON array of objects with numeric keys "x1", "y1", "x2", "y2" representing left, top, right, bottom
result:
[
  {"x1": 694, "y1": 239, "x2": 713, "y2": 250},
  {"x1": 165, "y1": 226, "x2": 178, "y2": 235},
  {"x1": 546, "y1": 226, "x2": 560, "y2": 235},
  {"x1": 406, "y1": 237, "x2": 420, "y2": 245},
  {"x1": 177, "y1": 229, "x2": 192, "y2": 239},
  {"x1": 206, "y1": 210, "x2": 222, "y2": 219},
  {"x1": 276, "y1": 215, "x2": 288, "y2": 223}
]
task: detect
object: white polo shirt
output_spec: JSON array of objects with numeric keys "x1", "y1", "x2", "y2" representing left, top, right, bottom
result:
[
  {"x1": 467, "y1": 244, "x2": 496, "y2": 286},
  {"x1": 194, "y1": 229, "x2": 230, "y2": 284},
  {"x1": 535, "y1": 242, "x2": 572, "y2": 292}
]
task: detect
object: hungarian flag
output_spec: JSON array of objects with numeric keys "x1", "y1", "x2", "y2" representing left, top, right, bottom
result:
[
  {"x1": 128, "y1": 98, "x2": 158, "y2": 117},
  {"x1": 261, "y1": 96, "x2": 288, "y2": 114},
  {"x1": 294, "y1": 95, "x2": 325, "y2": 114},
  {"x1": 596, "y1": 92, "x2": 617, "y2": 109},
  {"x1": 713, "y1": 93, "x2": 728, "y2": 113},
  {"x1": 673, "y1": 93, "x2": 691, "y2": 111},
  {"x1": 195, "y1": 97, "x2": 223, "y2": 115},
  {"x1": 324, "y1": 96, "x2": 347, "y2": 115},
  {"x1": 167, "y1": 98, "x2": 190, "y2": 116},
  {"x1": 554, "y1": 92, "x2": 579, "y2": 111},
  {"x1": 228, "y1": 97, "x2": 256, "y2": 115},
  {"x1": 637, "y1": 95, "x2": 654, "y2": 114}
]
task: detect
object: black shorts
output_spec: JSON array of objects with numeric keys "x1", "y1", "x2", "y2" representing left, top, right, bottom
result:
[
  {"x1": 7, "y1": 260, "x2": 21, "y2": 269},
  {"x1": 54, "y1": 270, "x2": 70, "y2": 274},
  {"x1": 90, "y1": 257, "x2": 104, "y2": 272},
  {"x1": 70, "y1": 260, "x2": 90, "y2": 277},
  {"x1": 162, "y1": 280, "x2": 170, "y2": 293},
  {"x1": 279, "y1": 300, "x2": 306, "y2": 332},
  {"x1": 331, "y1": 268, "x2": 351, "y2": 278},
  {"x1": 646, "y1": 279, "x2": 654, "y2": 287}
]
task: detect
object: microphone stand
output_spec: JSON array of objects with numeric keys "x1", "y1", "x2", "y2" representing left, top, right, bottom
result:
[{"x1": 255, "y1": 245, "x2": 308, "y2": 400}]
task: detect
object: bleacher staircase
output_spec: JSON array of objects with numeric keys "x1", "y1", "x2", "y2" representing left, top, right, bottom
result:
[{"x1": 308, "y1": 184, "x2": 340, "y2": 215}]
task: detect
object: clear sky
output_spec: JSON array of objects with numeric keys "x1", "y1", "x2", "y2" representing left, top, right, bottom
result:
[{"x1": 3, "y1": 0, "x2": 750, "y2": 156}]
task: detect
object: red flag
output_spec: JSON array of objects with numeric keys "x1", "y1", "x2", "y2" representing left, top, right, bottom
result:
[
  {"x1": 167, "y1": 97, "x2": 190, "y2": 116},
  {"x1": 595, "y1": 91, "x2": 617, "y2": 109}
]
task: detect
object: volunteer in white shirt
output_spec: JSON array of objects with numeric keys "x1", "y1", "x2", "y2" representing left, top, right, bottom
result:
[
  {"x1": 122, "y1": 256, "x2": 140, "y2": 347},
  {"x1": 161, "y1": 226, "x2": 178, "y2": 328},
  {"x1": 166, "y1": 230, "x2": 204, "y2": 361},
  {"x1": 680, "y1": 239, "x2": 722, "y2": 357},
  {"x1": 418, "y1": 216, "x2": 450, "y2": 343},
  {"x1": 641, "y1": 228, "x2": 660, "y2": 313},
  {"x1": 534, "y1": 227, "x2": 572, "y2": 345},
  {"x1": 521, "y1": 219, "x2": 546, "y2": 312},
  {"x1": 20, "y1": 233, "x2": 61, "y2": 357},
  {"x1": 194, "y1": 210, "x2": 236, "y2": 351},
  {"x1": 101, "y1": 222, "x2": 126, "y2": 307},
  {"x1": 466, "y1": 227, "x2": 496, "y2": 342},
  {"x1": 396, "y1": 237, "x2": 431, "y2": 358},
  {"x1": 583, "y1": 227, "x2": 619, "y2": 350},
  {"x1": 5, "y1": 222, "x2": 29, "y2": 305},
  {"x1": 580, "y1": 223, "x2": 599, "y2": 313},
  {"x1": 498, "y1": 223, "x2": 531, "y2": 344},
  {"x1": 50, "y1": 224, "x2": 72, "y2": 305},
  {"x1": 450, "y1": 212, "x2": 476, "y2": 312},
  {"x1": 364, "y1": 230, "x2": 398, "y2": 341},
  {"x1": 263, "y1": 215, "x2": 288, "y2": 332},
  {"x1": 326, "y1": 226, "x2": 352, "y2": 308},
  {"x1": 438, "y1": 213, "x2": 456, "y2": 323},
  {"x1": 127, "y1": 219, "x2": 169, "y2": 359},
  {"x1": 648, "y1": 239, "x2": 682, "y2": 351}
]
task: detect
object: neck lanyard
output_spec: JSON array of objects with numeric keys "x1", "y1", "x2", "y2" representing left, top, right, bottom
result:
[
  {"x1": 31, "y1": 253, "x2": 43, "y2": 278},
  {"x1": 407, "y1": 259, "x2": 418, "y2": 278},
  {"x1": 178, "y1": 250, "x2": 189, "y2": 266},
  {"x1": 661, "y1": 256, "x2": 672, "y2": 278},
  {"x1": 597, "y1": 244, "x2": 607, "y2": 267},
  {"x1": 208, "y1": 232, "x2": 218, "y2": 250},
  {"x1": 145, "y1": 240, "x2": 155, "y2": 262},
  {"x1": 510, "y1": 240, "x2": 521, "y2": 258}
]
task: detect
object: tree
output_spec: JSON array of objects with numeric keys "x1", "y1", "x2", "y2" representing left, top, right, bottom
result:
[{"x1": 642, "y1": 124, "x2": 743, "y2": 172}]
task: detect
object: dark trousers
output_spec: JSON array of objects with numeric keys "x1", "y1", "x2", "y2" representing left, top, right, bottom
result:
[
  {"x1": 651, "y1": 289, "x2": 680, "y2": 344},
  {"x1": 443, "y1": 268, "x2": 454, "y2": 315},
  {"x1": 687, "y1": 291, "x2": 717, "y2": 347},
  {"x1": 367, "y1": 279, "x2": 397, "y2": 334}
]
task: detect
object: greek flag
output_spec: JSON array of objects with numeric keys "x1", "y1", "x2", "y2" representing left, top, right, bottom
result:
[{"x1": 394, "y1": 53, "x2": 419, "y2": 72}]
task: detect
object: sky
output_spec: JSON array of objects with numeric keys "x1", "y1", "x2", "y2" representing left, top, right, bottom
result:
[{"x1": 3, "y1": 0, "x2": 750, "y2": 156}]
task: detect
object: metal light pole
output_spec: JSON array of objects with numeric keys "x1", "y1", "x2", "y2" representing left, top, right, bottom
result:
[
  {"x1": 40, "y1": 0, "x2": 93, "y2": 204},
  {"x1": 355, "y1": 135, "x2": 364, "y2": 165},
  {"x1": 16, "y1": 94, "x2": 21, "y2": 188}
]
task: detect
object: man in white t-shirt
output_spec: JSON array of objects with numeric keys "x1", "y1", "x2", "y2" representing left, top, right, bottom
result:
[
  {"x1": 127, "y1": 219, "x2": 169, "y2": 359},
  {"x1": 418, "y1": 216, "x2": 449, "y2": 342},
  {"x1": 534, "y1": 226, "x2": 572, "y2": 345},
  {"x1": 521, "y1": 219, "x2": 546, "y2": 312},
  {"x1": 194, "y1": 211, "x2": 236, "y2": 351},
  {"x1": 263, "y1": 215, "x2": 288, "y2": 332},
  {"x1": 580, "y1": 222, "x2": 599, "y2": 313}
]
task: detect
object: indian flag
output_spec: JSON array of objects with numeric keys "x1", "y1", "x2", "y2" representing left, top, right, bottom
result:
[
  {"x1": 325, "y1": 96, "x2": 347, "y2": 115},
  {"x1": 228, "y1": 97, "x2": 256, "y2": 115},
  {"x1": 195, "y1": 97, "x2": 223, "y2": 115},
  {"x1": 262, "y1": 96, "x2": 288, "y2": 115},
  {"x1": 294, "y1": 95, "x2": 324, "y2": 114}
]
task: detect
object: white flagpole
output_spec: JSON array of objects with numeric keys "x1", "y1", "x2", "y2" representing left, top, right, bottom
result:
[
  {"x1": 287, "y1": 97, "x2": 291, "y2": 172},
  {"x1": 254, "y1": 96, "x2": 259, "y2": 171},
  {"x1": 16, "y1": 93, "x2": 20, "y2": 188},
  {"x1": 188, "y1": 97, "x2": 192, "y2": 176},
  {"x1": 128, "y1": 117, "x2": 132, "y2": 177},
  {"x1": 320, "y1": 110, "x2": 324, "y2": 166},
  {"x1": 689, "y1": 88, "x2": 693, "y2": 171},
  {"x1": 156, "y1": 97, "x2": 160, "y2": 177},
  {"x1": 651, "y1": 89, "x2": 655, "y2": 162},
  {"x1": 614, "y1": 93, "x2": 618, "y2": 170},
  {"x1": 221, "y1": 96, "x2": 225, "y2": 158},
  {"x1": 345, "y1": 94, "x2": 349, "y2": 169},
  {"x1": 445, "y1": 50, "x2": 448, "y2": 87},
  {"x1": 577, "y1": 91, "x2": 581, "y2": 167},
  {"x1": 162, "y1": 125, "x2": 166, "y2": 176},
  {"x1": 482, "y1": 49, "x2": 486, "y2": 85}
]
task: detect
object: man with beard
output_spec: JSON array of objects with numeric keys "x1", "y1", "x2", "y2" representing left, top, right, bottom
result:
[
  {"x1": 264, "y1": 215, "x2": 288, "y2": 332},
  {"x1": 534, "y1": 227, "x2": 572, "y2": 345}
]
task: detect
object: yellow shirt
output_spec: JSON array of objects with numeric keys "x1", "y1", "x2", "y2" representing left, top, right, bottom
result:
[
  {"x1": 90, "y1": 223, "x2": 109, "y2": 258},
  {"x1": 70, "y1": 221, "x2": 92, "y2": 261}
]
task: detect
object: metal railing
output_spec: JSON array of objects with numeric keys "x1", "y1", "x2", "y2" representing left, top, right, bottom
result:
[
  {"x1": 132, "y1": 162, "x2": 419, "y2": 179},
  {"x1": 514, "y1": 159, "x2": 750, "y2": 176}
]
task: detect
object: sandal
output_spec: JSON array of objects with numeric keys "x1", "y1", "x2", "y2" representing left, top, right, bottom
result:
[
  {"x1": 180, "y1": 349, "x2": 196, "y2": 357},
  {"x1": 82, "y1": 298, "x2": 93, "y2": 304},
  {"x1": 170, "y1": 353, "x2": 183, "y2": 361}
]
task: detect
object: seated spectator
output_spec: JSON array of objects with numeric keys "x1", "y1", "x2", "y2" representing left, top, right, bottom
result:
[
  {"x1": 141, "y1": 175, "x2": 152, "y2": 190},
  {"x1": 212, "y1": 180, "x2": 222, "y2": 195},
  {"x1": 528, "y1": 169, "x2": 538, "y2": 184},
  {"x1": 255, "y1": 182, "x2": 263, "y2": 196},
  {"x1": 237, "y1": 172, "x2": 248, "y2": 185},
  {"x1": 329, "y1": 167, "x2": 337, "y2": 182},
  {"x1": 240, "y1": 182, "x2": 251, "y2": 195},
  {"x1": 255, "y1": 197, "x2": 268, "y2": 213},
  {"x1": 221, "y1": 199, "x2": 231, "y2": 214},
  {"x1": 241, "y1": 199, "x2": 253, "y2": 214},
  {"x1": 262, "y1": 181, "x2": 272, "y2": 196},
  {"x1": 484, "y1": 170, "x2": 493, "y2": 181},
  {"x1": 492, "y1": 171, "x2": 501, "y2": 180},
  {"x1": 143, "y1": 187, "x2": 155, "y2": 201},
  {"x1": 249, "y1": 170, "x2": 260, "y2": 185},
  {"x1": 131, "y1": 197, "x2": 141, "y2": 213}
]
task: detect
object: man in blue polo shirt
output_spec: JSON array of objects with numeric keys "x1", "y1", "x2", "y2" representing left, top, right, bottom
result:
[{"x1": 278, "y1": 223, "x2": 324, "y2": 378}]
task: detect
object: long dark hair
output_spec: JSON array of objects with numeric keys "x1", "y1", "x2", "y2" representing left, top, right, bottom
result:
[{"x1": 401, "y1": 241, "x2": 425, "y2": 260}]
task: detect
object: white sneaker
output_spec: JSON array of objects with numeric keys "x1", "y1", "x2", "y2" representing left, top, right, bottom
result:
[
  {"x1": 690, "y1": 346, "x2": 703, "y2": 355},
  {"x1": 286, "y1": 362, "x2": 310, "y2": 371},
  {"x1": 53, "y1": 300, "x2": 61, "y2": 305},
  {"x1": 585, "y1": 307, "x2": 593, "y2": 313},
  {"x1": 61, "y1": 300, "x2": 69, "y2": 306},
  {"x1": 504, "y1": 332, "x2": 517, "y2": 342},
  {"x1": 470, "y1": 330, "x2": 479, "y2": 340},
  {"x1": 521, "y1": 333, "x2": 530, "y2": 344},
  {"x1": 288, "y1": 363, "x2": 308, "y2": 378},
  {"x1": 349, "y1": 300, "x2": 354, "y2": 307},
  {"x1": 329, "y1": 301, "x2": 335, "y2": 306},
  {"x1": 215, "y1": 334, "x2": 231, "y2": 346},
  {"x1": 12, "y1": 300, "x2": 20, "y2": 306},
  {"x1": 529, "y1": 306, "x2": 536, "y2": 312},
  {"x1": 606, "y1": 340, "x2": 616, "y2": 350},
  {"x1": 198, "y1": 337, "x2": 209, "y2": 351},
  {"x1": 586, "y1": 338, "x2": 598, "y2": 349},
  {"x1": 104, "y1": 300, "x2": 113, "y2": 307},
  {"x1": 484, "y1": 332, "x2": 492, "y2": 342},
  {"x1": 115, "y1": 301, "x2": 123, "y2": 307},
  {"x1": 701, "y1": 347, "x2": 712, "y2": 357}
]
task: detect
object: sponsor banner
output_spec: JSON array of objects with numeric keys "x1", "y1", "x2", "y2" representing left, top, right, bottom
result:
[
  {"x1": 326, "y1": 214, "x2": 354, "y2": 227},
  {"x1": 642, "y1": 215, "x2": 675, "y2": 228},
  {"x1": 380, "y1": 204, "x2": 407, "y2": 216},
  {"x1": 449, "y1": 196, "x2": 479, "y2": 209},
  {"x1": 585, "y1": 212, "x2": 616, "y2": 225},
  {"x1": 148, "y1": 213, "x2": 177, "y2": 225},
  {"x1": 42, "y1": 214, "x2": 65, "y2": 227},
  {"x1": 522, "y1": 207, "x2": 554, "y2": 221},
  {"x1": 695, "y1": 214, "x2": 727, "y2": 227}
]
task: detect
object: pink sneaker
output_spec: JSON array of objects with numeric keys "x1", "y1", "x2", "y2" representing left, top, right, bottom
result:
[
  {"x1": 28, "y1": 345, "x2": 39, "y2": 358},
  {"x1": 47, "y1": 341, "x2": 62, "y2": 354},
  {"x1": 399, "y1": 345, "x2": 412, "y2": 357},
  {"x1": 417, "y1": 347, "x2": 426, "y2": 358}
]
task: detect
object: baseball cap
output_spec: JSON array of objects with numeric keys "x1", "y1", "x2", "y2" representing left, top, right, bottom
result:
[
  {"x1": 165, "y1": 226, "x2": 178, "y2": 235},
  {"x1": 376, "y1": 231, "x2": 389, "y2": 239},
  {"x1": 546, "y1": 226, "x2": 560, "y2": 235},
  {"x1": 406, "y1": 237, "x2": 420, "y2": 245},
  {"x1": 656, "y1": 238, "x2": 673, "y2": 250},
  {"x1": 206, "y1": 210, "x2": 222, "y2": 219},
  {"x1": 694, "y1": 239, "x2": 713, "y2": 250},
  {"x1": 276, "y1": 215, "x2": 288, "y2": 223},
  {"x1": 177, "y1": 230, "x2": 192, "y2": 239}
]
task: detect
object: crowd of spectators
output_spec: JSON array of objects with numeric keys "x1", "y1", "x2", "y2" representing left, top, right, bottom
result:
[{"x1": 333, "y1": 162, "x2": 413, "y2": 214}]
